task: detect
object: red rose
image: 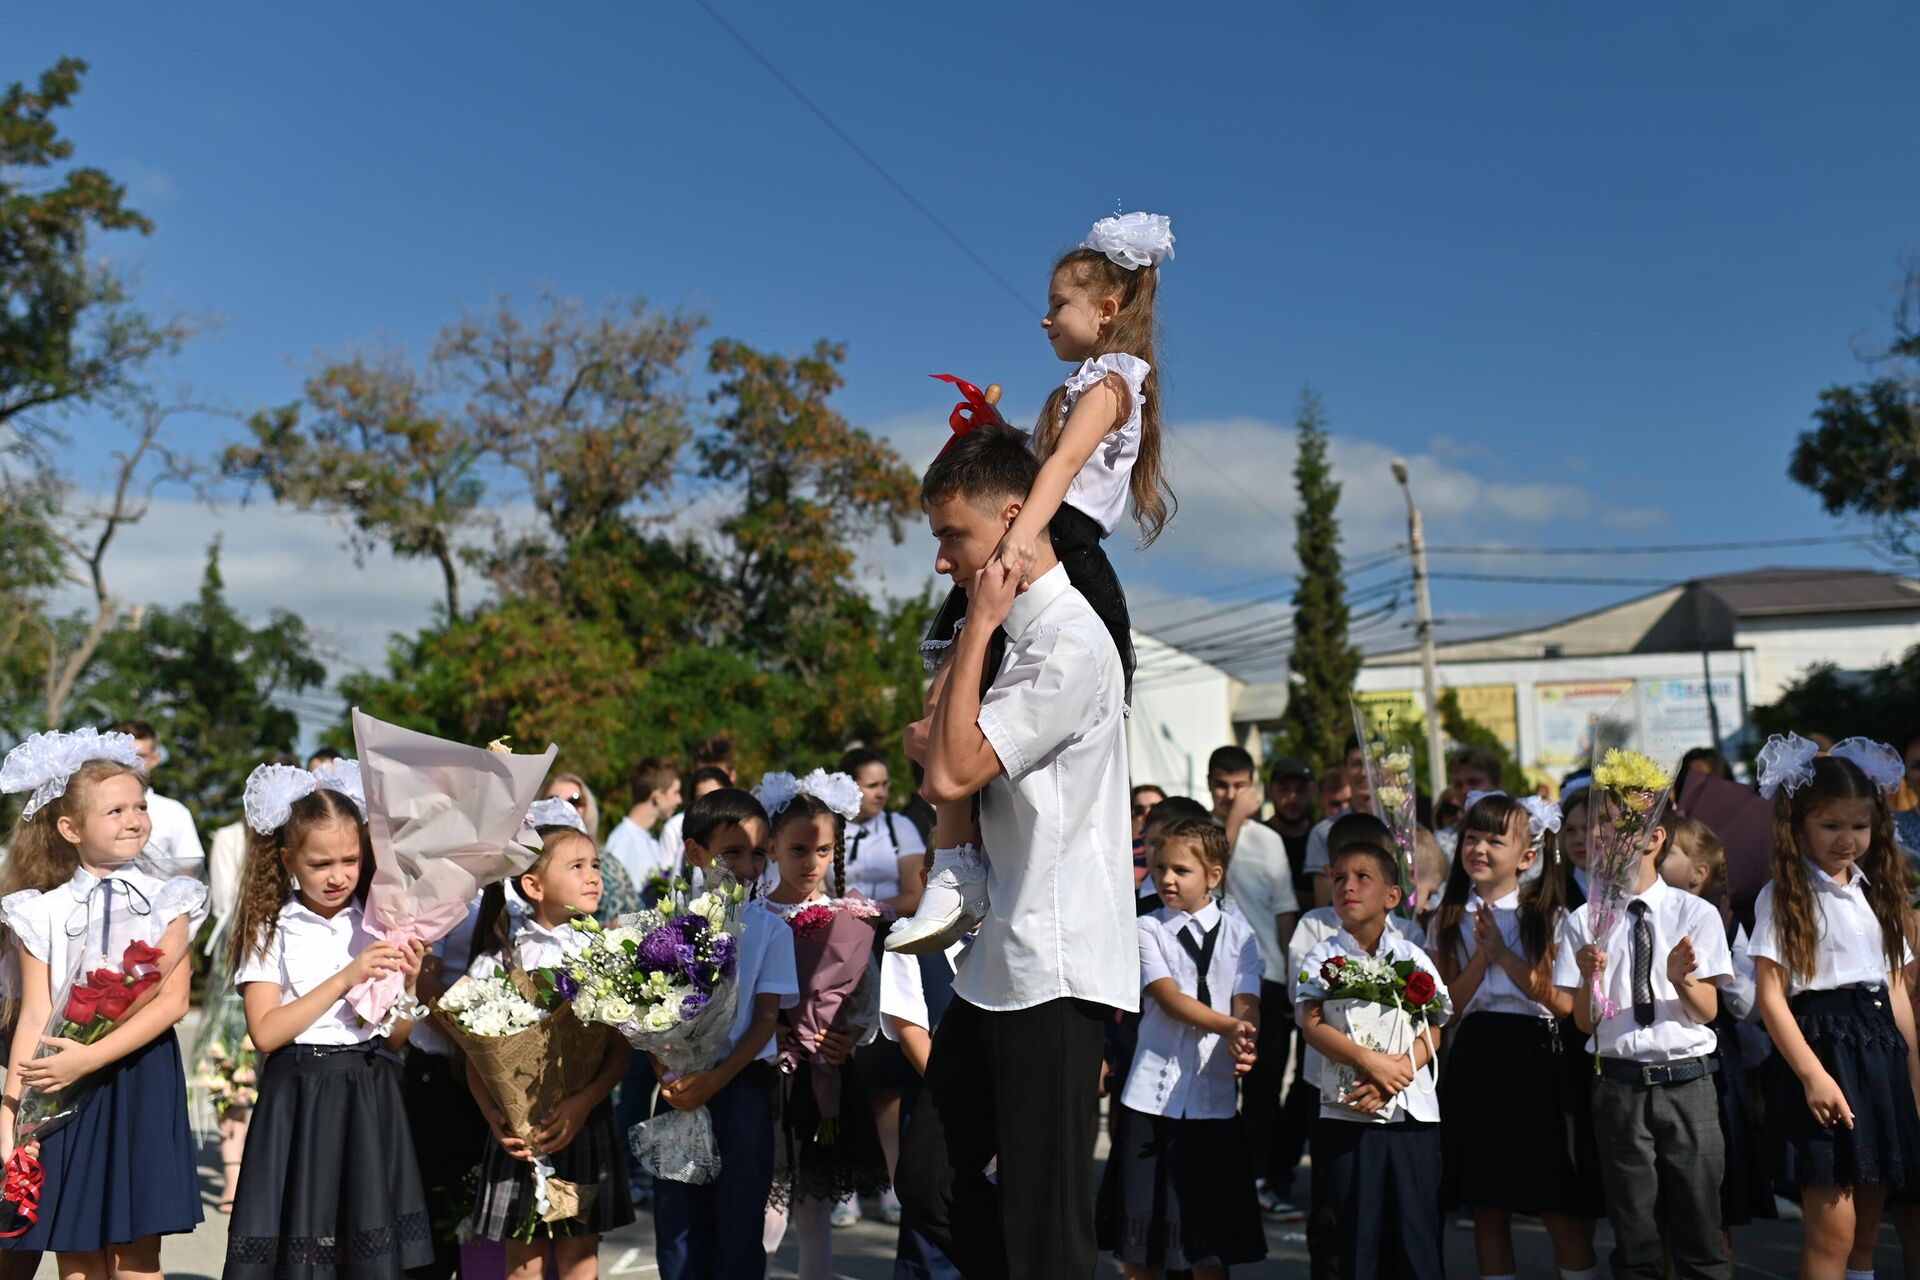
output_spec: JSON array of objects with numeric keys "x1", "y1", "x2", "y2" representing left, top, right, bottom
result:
[
  {"x1": 94, "y1": 983, "x2": 134, "y2": 1022},
  {"x1": 127, "y1": 972, "x2": 161, "y2": 1002},
  {"x1": 1319, "y1": 957, "x2": 1347, "y2": 988},
  {"x1": 88, "y1": 967, "x2": 120, "y2": 989},
  {"x1": 1405, "y1": 971, "x2": 1437, "y2": 1006},
  {"x1": 122, "y1": 940, "x2": 164, "y2": 971},
  {"x1": 64, "y1": 983, "x2": 103, "y2": 1026}
]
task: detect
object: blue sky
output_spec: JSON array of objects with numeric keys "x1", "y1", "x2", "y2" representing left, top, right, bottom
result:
[{"x1": 15, "y1": 3, "x2": 1920, "y2": 699}]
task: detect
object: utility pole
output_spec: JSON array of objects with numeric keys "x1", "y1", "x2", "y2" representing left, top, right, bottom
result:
[{"x1": 1392, "y1": 459, "x2": 1448, "y2": 806}]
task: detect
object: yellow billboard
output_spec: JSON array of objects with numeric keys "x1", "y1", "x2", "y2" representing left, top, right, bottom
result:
[{"x1": 1357, "y1": 685, "x2": 1519, "y2": 757}]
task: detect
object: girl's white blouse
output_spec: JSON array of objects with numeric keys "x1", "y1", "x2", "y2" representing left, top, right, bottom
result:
[
  {"x1": 2, "y1": 865, "x2": 208, "y2": 990},
  {"x1": 1060, "y1": 353, "x2": 1150, "y2": 538},
  {"x1": 234, "y1": 899, "x2": 382, "y2": 1046},
  {"x1": 468, "y1": 917, "x2": 589, "y2": 979}
]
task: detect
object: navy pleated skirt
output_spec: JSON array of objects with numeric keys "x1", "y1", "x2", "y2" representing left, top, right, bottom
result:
[
  {"x1": 0, "y1": 1029, "x2": 202, "y2": 1251},
  {"x1": 1442, "y1": 1011, "x2": 1597, "y2": 1216},
  {"x1": 1765, "y1": 985, "x2": 1920, "y2": 1193}
]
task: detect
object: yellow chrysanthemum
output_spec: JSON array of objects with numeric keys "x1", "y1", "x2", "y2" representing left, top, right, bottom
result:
[{"x1": 1594, "y1": 748, "x2": 1667, "y2": 794}]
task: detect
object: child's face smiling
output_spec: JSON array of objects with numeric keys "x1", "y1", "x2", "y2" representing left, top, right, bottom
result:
[
  {"x1": 525, "y1": 832, "x2": 603, "y2": 920},
  {"x1": 59, "y1": 773, "x2": 152, "y2": 872},
  {"x1": 1458, "y1": 812, "x2": 1533, "y2": 896},
  {"x1": 690, "y1": 817, "x2": 769, "y2": 889},
  {"x1": 773, "y1": 812, "x2": 837, "y2": 899},
  {"x1": 1801, "y1": 798, "x2": 1877, "y2": 882}
]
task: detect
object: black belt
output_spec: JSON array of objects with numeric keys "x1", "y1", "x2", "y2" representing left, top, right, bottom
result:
[
  {"x1": 272, "y1": 1039, "x2": 395, "y2": 1062},
  {"x1": 1597, "y1": 1054, "x2": 1718, "y2": 1087}
]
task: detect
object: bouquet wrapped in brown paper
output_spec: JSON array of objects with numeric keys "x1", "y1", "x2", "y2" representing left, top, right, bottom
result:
[{"x1": 435, "y1": 969, "x2": 609, "y2": 1232}]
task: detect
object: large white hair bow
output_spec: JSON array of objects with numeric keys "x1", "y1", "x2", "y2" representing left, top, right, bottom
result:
[
  {"x1": 1756, "y1": 733, "x2": 1820, "y2": 800},
  {"x1": 526, "y1": 796, "x2": 588, "y2": 834},
  {"x1": 1082, "y1": 211, "x2": 1175, "y2": 271},
  {"x1": 1519, "y1": 796, "x2": 1563, "y2": 842},
  {"x1": 753, "y1": 769, "x2": 863, "y2": 822},
  {"x1": 243, "y1": 759, "x2": 368, "y2": 835},
  {"x1": 0, "y1": 728, "x2": 145, "y2": 821},
  {"x1": 1830, "y1": 737, "x2": 1905, "y2": 794},
  {"x1": 753, "y1": 771, "x2": 802, "y2": 817}
]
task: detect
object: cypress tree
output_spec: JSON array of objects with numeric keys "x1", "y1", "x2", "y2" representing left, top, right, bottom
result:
[{"x1": 1278, "y1": 390, "x2": 1362, "y2": 772}]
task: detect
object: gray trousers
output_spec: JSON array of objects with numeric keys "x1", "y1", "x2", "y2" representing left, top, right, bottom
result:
[{"x1": 1591, "y1": 1073, "x2": 1732, "y2": 1280}]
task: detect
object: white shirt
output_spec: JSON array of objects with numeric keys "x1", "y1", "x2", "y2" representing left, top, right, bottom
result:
[
  {"x1": 1723, "y1": 924, "x2": 1757, "y2": 1023},
  {"x1": 605, "y1": 817, "x2": 667, "y2": 885},
  {"x1": 1450, "y1": 889, "x2": 1558, "y2": 1020},
  {"x1": 1295, "y1": 927, "x2": 1449, "y2": 1124},
  {"x1": 1748, "y1": 864, "x2": 1911, "y2": 997},
  {"x1": 1553, "y1": 878, "x2": 1730, "y2": 1063},
  {"x1": 880, "y1": 939, "x2": 966, "y2": 1041},
  {"x1": 140, "y1": 790, "x2": 205, "y2": 877},
  {"x1": 469, "y1": 916, "x2": 589, "y2": 979},
  {"x1": 1059, "y1": 353, "x2": 1150, "y2": 537},
  {"x1": 1287, "y1": 907, "x2": 1427, "y2": 1093},
  {"x1": 728, "y1": 903, "x2": 801, "y2": 1063},
  {"x1": 1122, "y1": 902, "x2": 1264, "y2": 1120},
  {"x1": 961, "y1": 564, "x2": 1138, "y2": 1013},
  {"x1": 1223, "y1": 820, "x2": 1300, "y2": 984},
  {"x1": 1303, "y1": 817, "x2": 1336, "y2": 877},
  {"x1": 845, "y1": 810, "x2": 927, "y2": 904},
  {"x1": 235, "y1": 899, "x2": 384, "y2": 1045},
  {"x1": 661, "y1": 812, "x2": 686, "y2": 877},
  {"x1": 207, "y1": 821, "x2": 247, "y2": 932},
  {"x1": 2, "y1": 865, "x2": 207, "y2": 994}
]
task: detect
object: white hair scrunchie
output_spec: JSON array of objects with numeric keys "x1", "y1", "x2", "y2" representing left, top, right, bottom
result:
[
  {"x1": 1829, "y1": 737, "x2": 1905, "y2": 794},
  {"x1": 1082, "y1": 211, "x2": 1175, "y2": 271},
  {"x1": 1756, "y1": 733, "x2": 1820, "y2": 800},
  {"x1": 0, "y1": 728, "x2": 146, "y2": 821},
  {"x1": 242, "y1": 759, "x2": 369, "y2": 835},
  {"x1": 1519, "y1": 796, "x2": 1563, "y2": 842}
]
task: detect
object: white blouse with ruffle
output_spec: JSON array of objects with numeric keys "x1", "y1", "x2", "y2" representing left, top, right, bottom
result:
[
  {"x1": 2, "y1": 865, "x2": 208, "y2": 994},
  {"x1": 1060, "y1": 352, "x2": 1151, "y2": 538}
]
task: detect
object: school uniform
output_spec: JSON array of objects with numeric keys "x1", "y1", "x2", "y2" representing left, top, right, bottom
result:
[
  {"x1": 1224, "y1": 822, "x2": 1302, "y2": 1193},
  {"x1": 1098, "y1": 902, "x2": 1268, "y2": 1270},
  {"x1": 880, "y1": 942, "x2": 968, "y2": 1280},
  {"x1": 1439, "y1": 891, "x2": 1595, "y2": 1215},
  {"x1": 227, "y1": 899, "x2": 433, "y2": 1280},
  {"x1": 468, "y1": 919, "x2": 634, "y2": 1241},
  {"x1": 402, "y1": 895, "x2": 488, "y2": 1280},
  {"x1": 650, "y1": 897, "x2": 797, "y2": 1280},
  {"x1": 1711, "y1": 923, "x2": 1771, "y2": 1227},
  {"x1": 1554, "y1": 879, "x2": 1733, "y2": 1280},
  {"x1": 0, "y1": 867, "x2": 206, "y2": 1252},
  {"x1": 849, "y1": 810, "x2": 927, "y2": 1095},
  {"x1": 1295, "y1": 927, "x2": 1450, "y2": 1280},
  {"x1": 1749, "y1": 866, "x2": 1920, "y2": 1193}
]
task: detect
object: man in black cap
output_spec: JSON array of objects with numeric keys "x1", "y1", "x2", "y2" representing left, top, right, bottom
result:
[{"x1": 1265, "y1": 755, "x2": 1317, "y2": 908}]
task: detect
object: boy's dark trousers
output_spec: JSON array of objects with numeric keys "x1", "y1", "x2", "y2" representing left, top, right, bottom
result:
[
  {"x1": 1591, "y1": 1070, "x2": 1731, "y2": 1280},
  {"x1": 896, "y1": 996, "x2": 1109, "y2": 1280},
  {"x1": 1310, "y1": 1115, "x2": 1443, "y2": 1280},
  {"x1": 651, "y1": 1061, "x2": 777, "y2": 1280},
  {"x1": 1240, "y1": 979, "x2": 1294, "y2": 1185}
]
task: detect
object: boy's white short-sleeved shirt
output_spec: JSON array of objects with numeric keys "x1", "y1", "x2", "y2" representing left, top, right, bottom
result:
[
  {"x1": 1552, "y1": 877, "x2": 1730, "y2": 1063},
  {"x1": 734, "y1": 900, "x2": 800, "y2": 1062},
  {"x1": 1294, "y1": 926, "x2": 1449, "y2": 1124},
  {"x1": 1122, "y1": 901, "x2": 1264, "y2": 1120},
  {"x1": 879, "y1": 940, "x2": 965, "y2": 1041}
]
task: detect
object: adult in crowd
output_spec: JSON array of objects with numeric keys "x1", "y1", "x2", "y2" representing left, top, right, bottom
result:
[
  {"x1": 1130, "y1": 783, "x2": 1168, "y2": 886},
  {"x1": 605, "y1": 756, "x2": 682, "y2": 883},
  {"x1": 117, "y1": 718, "x2": 206, "y2": 877},
  {"x1": 1264, "y1": 754, "x2": 1316, "y2": 907}
]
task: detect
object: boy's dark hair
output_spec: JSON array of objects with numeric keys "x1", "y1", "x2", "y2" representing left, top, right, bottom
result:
[
  {"x1": 838, "y1": 746, "x2": 888, "y2": 777},
  {"x1": 689, "y1": 765, "x2": 733, "y2": 793},
  {"x1": 921, "y1": 425, "x2": 1040, "y2": 510},
  {"x1": 691, "y1": 736, "x2": 734, "y2": 769},
  {"x1": 1328, "y1": 811, "x2": 1394, "y2": 859},
  {"x1": 308, "y1": 745, "x2": 345, "y2": 764},
  {"x1": 628, "y1": 756, "x2": 679, "y2": 805},
  {"x1": 1152, "y1": 816, "x2": 1230, "y2": 871},
  {"x1": 1343, "y1": 733, "x2": 1362, "y2": 757},
  {"x1": 1141, "y1": 795, "x2": 1211, "y2": 838},
  {"x1": 112, "y1": 718, "x2": 157, "y2": 741},
  {"x1": 683, "y1": 787, "x2": 772, "y2": 851},
  {"x1": 1447, "y1": 745, "x2": 1502, "y2": 780},
  {"x1": 1207, "y1": 745, "x2": 1255, "y2": 779},
  {"x1": 1329, "y1": 842, "x2": 1400, "y2": 886}
]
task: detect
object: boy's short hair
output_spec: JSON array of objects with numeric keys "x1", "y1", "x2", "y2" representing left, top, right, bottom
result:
[
  {"x1": 1329, "y1": 842, "x2": 1400, "y2": 885},
  {"x1": 683, "y1": 787, "x2": 771, "y2": 851},
  {"x1": 690, "y1": 765, "x2": 733, "y2": 793},
  {"x1": 920, "y1": 425, "x2": 1039, "y2": 510},
  {"x1": 308, "y1": 745, "x2": 345, "y2": 764},
  {"x1": 113, "y1": 718, "x2": 158, "y2": 742},
  {"x1": 1207, "y1": 745, "x2": 1255, "y2": 779},
  {"x1": 628, "y1": 756, "x2": 680, "y2": 804},
  {"x1": 691, "y1": 736, "x2": 734, "y2": 769},
  {"x1": 1448, "y1": 745, "x2": 1502, "y2": 780},
  {"x1": 1411, "y1": 827, "x2": 1446, "y2": 887},
  {"x1": 1328, "y1": 811, "x2": 1394, "y2": 859},
  {"x1": 1317, "y1": 766, "x2": 1349, "y2": 797},
  {"x1": 1152, "y1": 816, "x2": 1230, "y2": 871}
]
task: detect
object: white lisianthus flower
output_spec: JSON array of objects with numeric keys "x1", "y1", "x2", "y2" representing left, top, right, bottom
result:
[
  {"x1": 1377, "y1": 785, "x2": 1409, "y2": 810},
  {"x1": 641, "y1": 1003, "x2": 679, "y2": 1032},
  {"x1": 599, "y1": 996, "x2": 635, "y2": 1025}
]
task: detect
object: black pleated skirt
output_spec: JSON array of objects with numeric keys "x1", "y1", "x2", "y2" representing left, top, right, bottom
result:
[
  {"x1": 921, "y1": 503, "x2": 1135, "y2": 700},
  {"x1": 224, "y1": 1042, "x2": 433, "y2": 1280},
  {"x1": 0, "y1": 1030, "x2": 201, "y2": 1251},
  {"x1": 1441, "y1": 1012, "x2": 1597, "y2": 1215},
  {"x1": 1765, "y1": 984, "x2": 1920, "y2": 1192},
  {"x1": 1096, "y1": 1104, "x2": 1267, "y2": 1269},
  {"x1": 770, "y1": 1057, "x2": 890, "y2": 1209},
  {"x1": 1712, "y1": 1015, "x2": 1772, "y2": 1227}
]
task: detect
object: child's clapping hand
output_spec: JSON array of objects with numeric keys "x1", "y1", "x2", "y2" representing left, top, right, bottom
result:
[
  {"x1": 1665, "y1": 936, "x2": 1698, "y2": 986},
  {"x1": 1229, "y1": 1020, "x2": 1258, "y2": 1077}
]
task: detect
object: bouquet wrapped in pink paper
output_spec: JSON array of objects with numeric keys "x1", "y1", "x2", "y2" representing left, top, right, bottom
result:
[
  {"x1": 345, "y1": 711, "x2": 557, "y2": 1030},
  {"x1": 779, "y1": 896, "x2": 882, "y2": 1141}
]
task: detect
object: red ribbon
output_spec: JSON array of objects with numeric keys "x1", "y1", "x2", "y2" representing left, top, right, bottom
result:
[
  {"x1": 0, "y1": 1146, "x2": 44, "y2": 1238},
  {"x1": 929, "y1": 374, "x2": 1005, "y2": 455}
]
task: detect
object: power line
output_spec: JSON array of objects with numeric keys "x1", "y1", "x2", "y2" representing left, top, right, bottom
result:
[
  {"x1": 686, "y1": 0, "x2": 1301, "y2": 537},
  {"x1": 1429, "y1": 571, "x2": 1678, "y2": 587},
  {"x1": 1426, "y1": 533, "x2": 1873, "y2": 557},
  {"x1": 1129, "y1": 546, "x2": 1407, "y2": 624}
]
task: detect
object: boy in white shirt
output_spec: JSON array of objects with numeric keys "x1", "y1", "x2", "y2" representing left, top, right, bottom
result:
[{"x1": 604, "y1": 756, "x2": 682, "y2": 885}]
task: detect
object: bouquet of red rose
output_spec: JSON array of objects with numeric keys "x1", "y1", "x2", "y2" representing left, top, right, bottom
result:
[
  {"x1": 779, "y1": 897, "x2": 882, "y2": 1142},
  {"x1": 1295, "y1": 951, "x2": 1450, "y2": 1116}
]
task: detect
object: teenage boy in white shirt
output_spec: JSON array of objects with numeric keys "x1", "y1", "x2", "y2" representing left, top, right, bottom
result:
[{"x1": 894, "y1": 426, "x2": 1137, "y2": 1280}]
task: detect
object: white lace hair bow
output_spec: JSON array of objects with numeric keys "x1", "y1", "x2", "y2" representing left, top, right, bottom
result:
[
  {"x1": 1519, "y1": 796, "x2": 1563, "y2": 842},
  {"x1": 753, "y1": 769, "x2": 863, "y2": 822},
  {"x1": 0, "y1": 728, "x2": 146, "y2": 821},
  {"x1": 242, "y1": 759, "x2": 368, "y2": 835},
  {"x1": 1756, "y1": 733, "x2": 1819, "y2": 800},
  {"x1": 1830, "y1": 737, "x2": 1905, "y2": 794},
  {"x1": 1082, "y1": 211, "x2": 1175, "y2": 271},
  {"x1": 526, "y1": 796, "x2": 588, "y2": 834}
]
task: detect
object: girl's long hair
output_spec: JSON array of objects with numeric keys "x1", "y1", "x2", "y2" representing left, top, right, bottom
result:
[
  {"x1": 1432, "y1": 792, "x2": 1571, "y2": 992},
  {"x1": 227, "y1": 788, "x2": 374, "y2": 972},
  {"x1": 1034, "y1": 247, "x2": 1173, "y2": 546},
  {"x1": 1767, "y1": 755, "x2": 1908, "y2": 984},
  {"x1": 771, "y1": 794, "x2": 848, "y2": 898}
]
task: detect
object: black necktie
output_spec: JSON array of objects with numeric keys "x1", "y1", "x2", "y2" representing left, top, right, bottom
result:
[
  {"x1": 848, "y1": 829, "x2": 864, "y2": 865},
  {"x1": 1175, "y1": 920, "x2": 1223, "y2": 1007},
  {"x1": 1629, "y1": 900, "x2": 1654, "y2": 1028}
]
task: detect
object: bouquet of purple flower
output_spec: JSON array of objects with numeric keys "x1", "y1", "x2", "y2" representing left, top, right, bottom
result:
[{"x1": 554, "y1": 879, "x2": 750, "y2": 1184}]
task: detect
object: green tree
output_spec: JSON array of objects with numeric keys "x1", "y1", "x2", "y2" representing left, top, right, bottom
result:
[
  {"x1": 1276, "y1": 390, "x2": 1362, "y2": 770},
  {"x1": 1751, "y1": 646, "x2": 1920, "y2": 753},
  {"x1": 1788, "y1": 260, "x2": 1920, "y2": 562}
]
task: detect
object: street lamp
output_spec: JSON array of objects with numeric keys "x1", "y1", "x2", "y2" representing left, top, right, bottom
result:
[{"x1": 1392, "y1": 459, "x2": 1448, "y2": 807}]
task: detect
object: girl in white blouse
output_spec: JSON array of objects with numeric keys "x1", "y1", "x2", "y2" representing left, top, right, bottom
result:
[
  {"x1": 223, "y1": 762, "x2": 432, "y2": 1280},
  {"x1": 1429, "y1": 792, "x2": 1598, "y2": 1280},
  {"x1": 1096, "y1": 816, "x2": 1265, "y2": 1278},
  {"x1": 1749, "y1": 738, "x2": 1920, "y2": 1280},
  {"x1": 0, "y1": 732, "x2": 207, "y2": 1267}
]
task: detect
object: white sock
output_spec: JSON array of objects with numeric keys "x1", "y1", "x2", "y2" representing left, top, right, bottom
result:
[
  {"x1": 1560, "y1": 1270, "x2": 1601, "y2": 1280},
  {"x1": 762, "y1": 1201, "x2": 787, "y2": 1255},
  {"x1": 1845, "y1": 1270, "x2": 1875, "y2": 1280},
  {"x1": 794, "y1": 1196, "x2": 834, "y2": 1280},
  {"x1": 932, "y1": 843, "x2": 986, "y2": 879}
]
